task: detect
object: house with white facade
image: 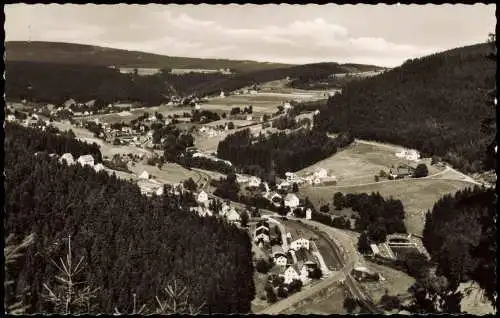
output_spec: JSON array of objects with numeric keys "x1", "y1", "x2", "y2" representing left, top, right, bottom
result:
[
  {"x1": 275, "y1": 255, "x2": 288, "y2": 267},
  {"x1": 197, "y1": 190, "x2": 209, "y2": 206},
  {"x1": 277, "y1": 181, "x2": 291, "y2": 191},
  {"x1": 290, "y1": 238, "x2": 310, "y2": 251},
  {"x1": 305, "y1": 208, "x2": 312, "y2": 220},
  {"x1": 59, "y1": 153, "x2": 75, "y2": 165},
  {"x1": 93, "y1": 163, "x2": 105, "y2": 172},
  {"x1": 284, "y1": 193, "x2": 300, "y2": 210},
  {"x1": 236, "y1": 174, "x2": 250, "y2": 184},
  {"x1": 395, "y1": 149, "x2": 421, "y2": 162},
  {"x1": 248, "y1": 176, "x2": 262, "y2": 188},
  {"x1": 220, "y1": 91, "x2": 225, "y2": 98},
  {"x1": 139, "y1": 170, "x2": 150, "y2": 180},
  {"x1": 285, "y1": 172, "x2": 299, "y2": 182},
  {"x1": 283, "y1": 102, "x2": 292, "y2": 112},
  {"x1": 282, "y1": 265, "x2": 301, "y2": 284},
  {"x1": 226, "y1": 209, "x2": 241, "y2": 223},
  {"x1": 314, "y1": 168, "x2": 329, "y2": 179},
  {"x1": 77, "y1": 155, "x2": 95, "y2": 167}
]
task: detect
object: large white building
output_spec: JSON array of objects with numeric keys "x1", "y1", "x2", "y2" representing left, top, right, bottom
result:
[
  {"x1": 284, "y1": 193, "x2": 300, "y2": 210},
  {"x1": 77, "y1": 155, "x2": 95, "y2": 167}
]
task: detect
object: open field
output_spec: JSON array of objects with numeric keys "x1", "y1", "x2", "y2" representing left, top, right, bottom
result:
[
  {"x1": 84, "y1": 105, "x2": 193, "y2": 124},
  {"x1": 281, "y1": 282, "x2": 347, "y2": 314},
  {"x1": 129, "y1": 161, "x2": 200, "y2": 185},
  {"x1": 300, "y1": 179, "x2": 473, "y2": 236},
  {"x1": 360, "y1": 260, "x2": 416, "y2": 306},
  {"x1": 297, "y1": 141, "x2": 442, "y2": 186},
  {"x1": 204, "y1": 119, "x2": 256, "y2": 128}
]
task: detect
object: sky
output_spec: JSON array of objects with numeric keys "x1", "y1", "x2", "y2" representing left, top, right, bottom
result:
[{"x1": 5, "y1": 4, "x2": 496, "y2": 67}]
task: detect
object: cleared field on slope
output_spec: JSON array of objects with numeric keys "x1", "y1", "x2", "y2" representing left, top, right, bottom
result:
[
  {"x1": 297, "y1": 141, "x2": 441, "y2": 186},
  {"x1": 129, "y1": 161, "x2": 200, "y2": 185},
  {"x1": 300, "y1": 179, "x2": 473, "y2": 236},
  {"x1": 282, "y1": 282, "x2": 348, "y2": 314}
]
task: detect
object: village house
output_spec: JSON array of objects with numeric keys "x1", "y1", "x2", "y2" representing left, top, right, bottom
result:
[
  {"x1": 59, "y1": 153, "x2": 75, "y2": 165},
  {"x1": 220, "y1": 91, "x2": 225, "y2": 98},
  {"x1": 280, "y1": 264, "x2": 310, "y2": 285},
  {"x1": 314, "y1": 168, "x2": 329, "y2": 179},
  {"x1": 225, "y1": 209, "x2": 241, "y2": 223},
  {"x1": 274, "y1": 254, "x2": 288, "y2": 267},
  {"x1": 284, "y1": 193, "x2": 300, "y2": 210},
  {"x1": 77, "y1": 155, "x2": 95, "y2": 167},
  {"x1": 396, "y1": 149, "x2": 421, "y2": 162},
  {"x1": 283, "y1": 102, "x2": 292, "y2": 112},
  {"x1": 294, "y1": 248, "x2": 318, "y2": 271},
  {"x1": 270, "y1": 193, "x2": 283, "y2": 207},
  {"x1": 305, "y1": 208, "x2": 312, "y2": 220},
  {"x1": 236, "y1": 174, "x2": 250, "y2": 184},
  {"x1": 255, "y1": 227, "x2": 270, "y2": 243},
  {"x1": 197, "y1": 190, "x2": 209, "y2": 206},
  {"x1": 248, "y1": 176, "x2": 262, "y2": 188},
  {"x1": 271, "y1": 245, "x2": 285, "y2": 259},
  {"x1": 255, "y1": 220, "x2": 270, "y2": 233},
  {"x1": 290, "y1": 238, "x2": 310, "y2": 251},
  {"x1": 6, "y1": 114, "x2": 16, "y2": 122},
  {"x1": 139, "y1": 170, "x2": 150, "y2": 180},
  {"x1": 285, "y1": 172, "x2": 299, "y2": 183},
  {"x1": 389, "y1": 165, "x2": 415, "y2": 179},
  {"x1": 93, "y1": 163, "x2": 105, "y2": 172},
  {"x1": 155, "y1": 186, "x2": 164, "y2": 196}
]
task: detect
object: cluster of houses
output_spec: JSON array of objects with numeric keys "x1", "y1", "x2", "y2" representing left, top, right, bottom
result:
[
  {"x1": 56, "y1": 153, "x2": 105, "y2": 172},
  {"x1": 191, "y1": 151, "x2": 233, "y2": 167},
  {"x1": 277, "y1": 168, "x2": 337, "y2": 188},
  {"x1": 254, "y1": 220, "x2": 321, "y2": 286},
  {"x1": 190, "y1": 190, "x2": 242, "y2": 222},
  {"x1": 197, "y1": 125, "x2": 227, "y2": 138}
]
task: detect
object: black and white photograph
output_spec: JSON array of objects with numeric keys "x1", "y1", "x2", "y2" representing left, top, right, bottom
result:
[{"x1": 3, "y1": 3, "x2": 497, "y2": 315}]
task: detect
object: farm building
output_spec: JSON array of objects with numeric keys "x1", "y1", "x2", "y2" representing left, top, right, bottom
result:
[
  {"x1": 59, "y1": 153, "x2": 75, "y2": 165},
  {"x1": 351, "y1": 266, "x2": 380, "y2": 282},
  {"x1": 395, "y1": 149, "x2": 421, "y2": 162},
  {"x1": 280, "y1": 264, "x2": 310, "y2": 285},
  {"x1": 270, "y1": 193, "x2": 283, "y2": 206},
  {"x1": 225, "y1": 209, "x2": 241, "y2": 223},
  {"x1": 285, "y1": 172, "x2": 299, "y2": 182},
  {"x1": 305, "y1": 208, "x2": 312, "y2": 220},
  {"x1": 271, "y1": 245, "x2": 285, "y2": 258},
  {"x1": 274, "y1": 254, "x2": 288, "y2": 267},
  {"x1": 389, "y1": 165, "x2": 415, "y2": 179},
  {"x1": 77, "y1": 155, "x2": 95, "y2": 167}
]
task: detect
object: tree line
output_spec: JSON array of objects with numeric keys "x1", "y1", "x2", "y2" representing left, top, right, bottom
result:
[
  {"x1": 4, "y1": 124, "x2": 255, "y2": 314},
  {"x1": 217, "y1": 128, "x2": 354, "y2": 180}
]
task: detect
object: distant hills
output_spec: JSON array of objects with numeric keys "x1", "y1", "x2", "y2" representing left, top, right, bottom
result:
[
  {"x1": 5, "y1": 41, "x2": 384, "y2": 104},
  {"x1": 315, "y1": 42, "x2": 496, "y2": 173},
  {"x1": 5, "y1": 41, "x2": 293, "y2": 73}
]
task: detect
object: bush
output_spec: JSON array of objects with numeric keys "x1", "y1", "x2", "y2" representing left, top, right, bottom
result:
[
  {"x1": 414, "y1": 163, "x2": 429, "y2": 178},
  {"x1": 374, "y1": 175, "x2": 380, "y2": 182},
  {"x1": 319, "y1": 204, "x2": 330, "y2": 213},
  {"x1": 380, "y1": 294, "x2": 401, "y2": 311},
  {"x1": 256, "y1": 259, "x2": 272, "y2": 274}
]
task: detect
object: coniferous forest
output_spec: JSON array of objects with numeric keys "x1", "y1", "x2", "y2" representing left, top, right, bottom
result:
[
  {"x1": 217, "y1": 128, "x2": 354, "y2": 178},
  {"x1": 4, "y1": 123, "x2": 255, "y2": 314},
  {"x1": 314, "y1": 43, "x2": 496, "y2": 173},
  {"x1": 422, "y1": 186, "x2": 496, "y2": 305}
]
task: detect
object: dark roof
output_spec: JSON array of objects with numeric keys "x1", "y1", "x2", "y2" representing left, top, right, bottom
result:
[
  {"x1": 256, "y1": 220, "x2": 270, "y2": 228},
  {"x1": 256, "y1": 228, "x2": 270, "y2": 236},
  {"x1": 294, "y1": 248, "x2": 316, "y2": 264}
]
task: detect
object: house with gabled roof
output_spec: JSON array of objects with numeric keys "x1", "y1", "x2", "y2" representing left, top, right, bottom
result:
[
  {"x1": 77, "y1": 155, "x2": 95, "y2": 167},
  {"x1": 255, "y1": 227, "x2": 270, "y2": 243}
]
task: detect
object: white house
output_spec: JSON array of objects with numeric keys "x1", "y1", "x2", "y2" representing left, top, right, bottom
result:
[
  {"x1": 275, "y1": 255, "x2": 288, "y2": 267},
  {"x1": 236, "y1": 174, "x2": 250, "y2": 184},
  {"x1": 220, "y1": 91, "x2": 225, "y2": 98},
  {"x1": 93, "y1": 163, "x2": 105, "y2": 172},
  {"x1": 246, "y1": 115, "x2": 253, "y2": 121},
  {"x1": 248, "y1": 176, "x2": 262, "y2": 188},
  {"x1": 305, "y1": 208, "x2": 312, "y2": 220},
  {"x1": 139, "y1": 170, "x2": 150, "y2": 180},
  {"x1": 314, "y1": 109, "x2": 320, "y2": 115},
  {"x1": 226, "y1": 209, "x2": 241, "y2": 223},
  {"x1": 284, "y1": 193, "x2": 300, "y2": 210},
  {"x1": 156, "y1": 186, "x2": 164, "y2": 196},
  {"x1": 197, "y1": 190, "x2": 209, "y2": 205},
  {"x1": 290, "y1": 238, "x2": 310, "y2": 251},
  {"x1": 282, "y1": 266, "x2": 301, "y2": 284},
  {"x1": 283, "y1": 102, "x2": 292, "y2": 112},
  {"x1": 314, "y1": 168, "x2": 328, "y2": 179},
  {"x1": 77, "y1": 155, "x2": 95, "y2": 167},
  {"x1": 59, "y1": 153, "x2": 75, "y2": 165},
  {"x1": 396, "y1": 149, "x2": 421, "y2": 162},
  {"x1": 6, "y1": 114, "x2": 16, "y2": 122},
  {"x1": 285, "y1": 172, "x2": 299, "y2": 182}
]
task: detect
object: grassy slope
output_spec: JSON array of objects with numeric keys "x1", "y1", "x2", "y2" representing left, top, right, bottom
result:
[{"x1": 5, "y1": 41, "x2": 292, "y2": 73}]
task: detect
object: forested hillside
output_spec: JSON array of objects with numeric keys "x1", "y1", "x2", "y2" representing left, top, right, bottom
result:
[
  {"x1": 217, "y1": 128, "x2": 354, "y2": 179},
  {"x1": 4, "y1": 124, "x2": 255, "y2": 314},
  {"x1": 422, "y1": 186, "x2": 496, "y2": 306},
  {"x1": 6, "y1": 61, "x2": 229, "y2": 105},
  {"x1": 314, "y1": 43, "x2": 496, "y2": 173},
  {"x1": 6, "y1": 41, "x2": 291, "y2": 73}
]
